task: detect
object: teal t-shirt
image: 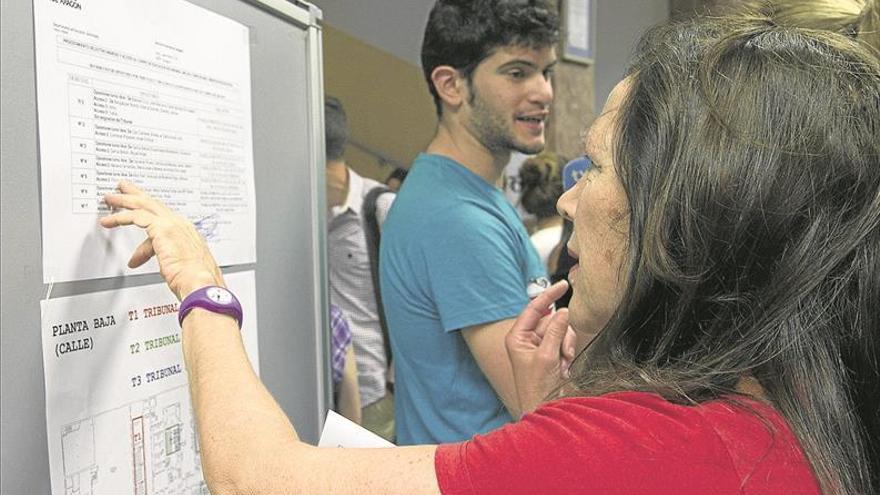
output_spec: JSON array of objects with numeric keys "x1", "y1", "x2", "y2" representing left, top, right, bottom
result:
[{"x1": 380, "y1": 153, "x2": 547, "y2": 444}]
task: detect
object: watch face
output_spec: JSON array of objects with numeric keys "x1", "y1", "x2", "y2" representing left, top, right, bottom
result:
[{"x1": 206, "y1": 287, "x2": 233, "y2": 305}]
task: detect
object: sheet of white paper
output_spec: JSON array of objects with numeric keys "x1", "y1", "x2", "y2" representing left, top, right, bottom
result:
[
  {"x1": 33, "y1": 0, "x2": 256, "y2": 283},
  {"x1": 41, "y1": 271, "x2": 258, "y2": 495},
  {"x1": 566, "y1": 0, "x2": 591, "y2": 51},
  {"x1": 318, "y1": 410, "x2": 395, "y2": 448}
]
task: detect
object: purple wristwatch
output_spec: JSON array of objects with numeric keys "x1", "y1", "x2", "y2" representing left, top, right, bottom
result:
[{"x1": 178, "y1": 286, "x2": 243, "y2": 328}]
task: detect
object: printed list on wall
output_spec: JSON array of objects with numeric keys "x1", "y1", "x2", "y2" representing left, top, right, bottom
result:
[
  {"x1": 33, "y1": 0, "x2": 257, "y2": 283},
  {"x1": 41, "y1": 271, "x2": 259, "y2": 495}
]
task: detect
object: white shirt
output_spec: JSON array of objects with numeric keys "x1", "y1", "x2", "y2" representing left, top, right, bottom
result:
[
  {"x1": 502, "y1": 152, "x2": 537, "y2": 224},
  {"x1": 327, "y1": 168, "x2": 394, "y2": 406},
  {"x1": 530, "y1": 224, "x2": 563, "y2": 271}
]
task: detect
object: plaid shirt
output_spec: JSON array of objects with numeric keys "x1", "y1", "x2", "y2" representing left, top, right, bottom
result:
[{"x1": 329, "y1": 304, "x2": 352, "y2": 385}]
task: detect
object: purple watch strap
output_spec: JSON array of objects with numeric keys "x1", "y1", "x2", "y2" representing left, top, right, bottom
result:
[{"x1": 178, "y1": 286, "x2": 243, "y2": 328}]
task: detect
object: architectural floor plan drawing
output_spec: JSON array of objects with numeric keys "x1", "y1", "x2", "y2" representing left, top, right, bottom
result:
[
  {"x1": 60, "y1": 385, "x2": 206, "y2": 495},
  {"x1": 42, "y1": 271, "x2": 258, "y2": 494}
]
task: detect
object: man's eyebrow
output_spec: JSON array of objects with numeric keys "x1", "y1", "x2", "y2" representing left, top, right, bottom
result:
[{"x1": 496, "y1": 59, "x2": 557, "y2": 71}]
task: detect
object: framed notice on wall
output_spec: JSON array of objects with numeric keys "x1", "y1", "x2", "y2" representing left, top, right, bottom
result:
[{"x1": 562, "y1": 0, "x2": 595, "y2": 65}]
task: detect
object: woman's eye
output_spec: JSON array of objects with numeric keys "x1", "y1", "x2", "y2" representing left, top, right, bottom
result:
[
  {"x1": 563, "y1": 156, "x2": 593, "y2": 190},
  {"x1": 583, "y1": 155, "x2": 599, "y2": 172}
]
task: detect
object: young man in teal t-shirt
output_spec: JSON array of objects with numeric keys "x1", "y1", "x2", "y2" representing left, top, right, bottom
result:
[{"x1": 380, "y1": 0, "x2": 563, "y2": 444}]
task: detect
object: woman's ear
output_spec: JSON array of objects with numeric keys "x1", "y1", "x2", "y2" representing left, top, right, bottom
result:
[{"x1": 431, "y1": 65, "x2": 465, "y2": 111}]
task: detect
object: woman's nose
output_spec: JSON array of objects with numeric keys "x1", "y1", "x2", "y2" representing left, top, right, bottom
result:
[
  {"x1": 557, "y1": 157, "x2": 590, "y2": 221},
  {"x1": 557, "y1": 185, "x2": 577, "y2": 221}
]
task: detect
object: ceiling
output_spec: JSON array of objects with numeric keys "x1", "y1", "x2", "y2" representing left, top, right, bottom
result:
[{"x1": 309, "y1": 0, "x2": 435, "y2": 67}]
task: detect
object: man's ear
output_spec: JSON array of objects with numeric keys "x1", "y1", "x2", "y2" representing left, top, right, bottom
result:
[{"x1": 431, "y1": 65, "x2": 466, "y2": 111}]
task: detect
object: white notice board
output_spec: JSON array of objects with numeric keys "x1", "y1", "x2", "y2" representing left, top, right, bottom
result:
[{"x1": 34, "y1": 0, "x2": 257, "y2": 283}]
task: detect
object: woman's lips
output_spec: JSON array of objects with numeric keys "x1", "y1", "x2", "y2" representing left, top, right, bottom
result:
[{"x1": 567, "y1": 248, "x2": 579, "y2": 278}]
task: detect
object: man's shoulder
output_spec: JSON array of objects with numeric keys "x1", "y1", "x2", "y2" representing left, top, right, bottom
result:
[
  {"x1": 359, "y1": 175, "x2": 389, "y2": 196},
  {"x1": 355, "y1": 173, "x2": 395, "y2": 215},
  {"x1": 361, "y1": 181, "x2": 394, "y2": 204},
  {"x1": 387, "y1": 187, "x2": 512, "y2": 244}
]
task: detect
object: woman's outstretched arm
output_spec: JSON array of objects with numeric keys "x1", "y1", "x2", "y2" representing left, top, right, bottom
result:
[{"x1": 101, "y1": 181, "x2": 440, "y2": 494}]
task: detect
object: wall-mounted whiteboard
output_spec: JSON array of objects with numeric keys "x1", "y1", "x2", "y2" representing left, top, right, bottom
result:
[{"x1": 1, "y1": 1, "x2": 330, "y2": 492}]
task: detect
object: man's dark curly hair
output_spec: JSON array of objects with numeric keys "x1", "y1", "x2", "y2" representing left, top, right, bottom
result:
[{"x1": 421, "y1": 0, "x2": 560, "y2": 116}]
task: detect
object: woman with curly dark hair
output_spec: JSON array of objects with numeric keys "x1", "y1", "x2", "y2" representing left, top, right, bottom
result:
[{"x1": 519, "y1": 150, "x2": 566, "y2": 270}]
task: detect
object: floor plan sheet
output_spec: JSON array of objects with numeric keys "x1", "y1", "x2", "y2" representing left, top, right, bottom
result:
[
  {"x1": 33, "y1": 0, "x2": 257, "y2": 283},
  {"x1": 41, "y1": 271, "x2": 259, "y2": 495}
]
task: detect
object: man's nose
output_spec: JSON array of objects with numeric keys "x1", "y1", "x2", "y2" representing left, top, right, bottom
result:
[{"x1": 530, "y1": 74, "x2": 553, "y2": 106}]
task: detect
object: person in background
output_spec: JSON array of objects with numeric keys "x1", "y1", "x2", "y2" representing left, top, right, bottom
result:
[
  {"x1": 384, "y1": 167, "x2": 408, "y2": 192},
  {"x1": 518, "y1": 150, "x2": 566, "y2": 271},
  {"x1": 379, "y1": 0, "x2": 570, "y2": 445},
  {"x1": 329, "y1": 304, "x2": 361, "y2": 423},
  {"x1": 502, "y1": 152, "x2": 539, "y2": 231},
  {"x1": 720, "y1": 0, "x2": 879, "y2": 49},
  {"x1": 100, "y1": 16, "x2": 879, "y2": 495},
  {"x1": 546, "y1": 219, "x2": 574, "y2": 308},
  {"x1": 325, "y1": 96, "x2": 396, "y2": 440}
]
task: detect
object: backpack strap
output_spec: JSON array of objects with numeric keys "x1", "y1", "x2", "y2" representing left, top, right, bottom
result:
[{"x1": 362, "y1": 186, "x2": 393, "y2": 365}]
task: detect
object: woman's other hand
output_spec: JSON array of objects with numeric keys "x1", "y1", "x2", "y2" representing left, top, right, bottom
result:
[
  {"x1": 505, "y1": 280, "x2": 576, "y2": 417},
  {"x1": 100, "y1": 180, "x2": 224, "y2": 300}
]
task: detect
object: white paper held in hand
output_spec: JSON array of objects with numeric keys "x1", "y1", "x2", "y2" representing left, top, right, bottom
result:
[{"x1": 318, "y1": 410, "x2": 395, "y2": 448}]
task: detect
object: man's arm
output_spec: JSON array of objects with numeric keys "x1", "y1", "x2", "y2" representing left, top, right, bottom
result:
[
  {"x1": 461, "y1": 318, "x2": 522, "y2": 419},
  {"x1": 462, "y1": 307, "x2": 581, "y2": 420},
  {"x1": 337, "y1": 344, "x2": 363, "y2": 424},
  {"x1": 376, "y1": 191, "x2": 395, "y2": 229}
]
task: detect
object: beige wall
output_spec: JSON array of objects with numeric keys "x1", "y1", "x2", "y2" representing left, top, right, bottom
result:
[
  {"x1": 671, "y1": 0, "x2": 711, "y2": 18},
  {"x1": 321, "y1": 2, "x2": 707, "y2": 181},
  {"x1": 322, "y1": 25, "x2": 436, "y2": 182},
  {"x1": 546, "y1": 55, "x2": 595, "y2": 161},
  {"x1": 323, "y1": 17, "x2": 598, "y2": 180}
]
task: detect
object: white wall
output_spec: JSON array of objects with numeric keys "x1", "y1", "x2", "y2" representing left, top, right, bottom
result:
[
  {"x1": 310, "y1": 0, "x2": 434, "y2": 67},
  {"x1": 594, "y1": 0, "x2": 670, "y2": 109}
]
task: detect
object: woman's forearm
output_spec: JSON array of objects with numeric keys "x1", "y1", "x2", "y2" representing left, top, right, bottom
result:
[{"x1": 182, "y1": 308, "x2": 304, "y2": 493}]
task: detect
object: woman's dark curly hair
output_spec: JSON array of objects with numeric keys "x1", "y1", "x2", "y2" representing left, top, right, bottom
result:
[{"x1": 519, "y1": 151, "x2": 566, "y2": 219}]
